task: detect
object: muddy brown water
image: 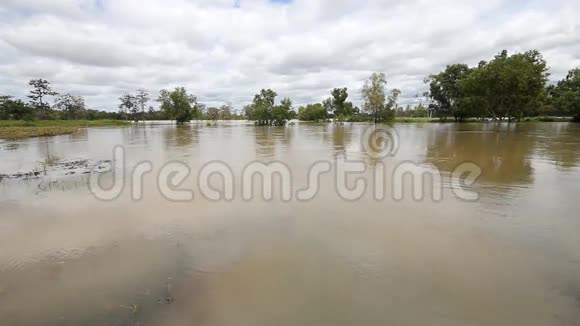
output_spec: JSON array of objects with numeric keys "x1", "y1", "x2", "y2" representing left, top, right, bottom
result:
[{"x1": 0, "y1": 121, "x2": 580, "y2": 325}]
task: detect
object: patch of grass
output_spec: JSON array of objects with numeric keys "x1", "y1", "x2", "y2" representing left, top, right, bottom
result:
[
  {"x1": 0, "y1": 119, "x2": 131, "y2": 128},
  {"x1": 0, "y1": 126, "x2": 80, "y2": 139},
  {"x1": 0, "y1": 120, "x2": 131, "y2": 139},
  {"x1": 393, "y1": 117, "x2": 438, "y2": 123}
]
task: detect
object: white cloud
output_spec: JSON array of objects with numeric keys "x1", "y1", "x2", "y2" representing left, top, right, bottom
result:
[{"x1": 0, "y1": 0, "x2": 579, "y2": 111}]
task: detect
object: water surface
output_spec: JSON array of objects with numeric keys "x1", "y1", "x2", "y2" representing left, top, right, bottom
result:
[{"x1": 1, "y1": 121, "x2": 579, "y2": 325}]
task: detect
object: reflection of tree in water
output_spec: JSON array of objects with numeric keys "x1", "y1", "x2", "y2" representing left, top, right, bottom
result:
[
  {"x1": 122, "y1": 125, "x2": 150, "y2": 147},
  {"x1": 426, "y1": 124, "x2": 535, "y2": 185},
  {"x1": 163, "y1": 125, "x2": 199, "y2": 149},
  {"x1": 2, "y1": 143, "x2": 21, "y2": 151},
  {"x1": 68, "y1": 128, "x2": 88, "y2": 142},
  {"x1": 322, "y1": 124, "x2": 354, "y2": 156},
  {"x1": 38, "y1": 139, "x2": 60, "y2": 168},
  {"x1": 252, "y1": 127, "x2": 290, "y2": 159},
  {"x1": 534, "y1": 123, "x2": 580, "y2": 169}
]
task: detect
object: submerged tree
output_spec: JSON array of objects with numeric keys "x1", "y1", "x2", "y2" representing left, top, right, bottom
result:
[
  {"x1": 552, "y1": 68, "x2": 580, "y2": 121},
  {"x1": 425, "y1": 64, "x2": 472, "y2": 121},
  {"x1": 461, "y1": 50, "x2": 549, "y2": 121},
  {"x1": 219, "y1": 103, "x2": 233, "y2": 120},
  {"x1": 362, "y1": 72, "x2": 394, "y2": 123},
  {"x1": 298, "y1": 103, "x2": 327, "y2": 121},
  {"x1": 426, "y1": 50, "x2": 549, "y2": 122},
  {"x1": 325, "y1": 88, "x2": 355, "y2": 123},
  {"x1": 157, "y1": 87, "x2": 197, "y2": 124},
  {"x1": 245, "y1": 89, "x2": 292, "y2": 126},
  {"x1": 135, "y1": 89, "x2": 150, "y2": 122},
  {"x1": 253, "y1": 89, "x2": 277, "y2": 125},
  {"x1": 272, "y1": 97, "x2": 293, "y2": 126},
  {"x1": 206, "y1": 106, "x2": 220, "y2": 123}
]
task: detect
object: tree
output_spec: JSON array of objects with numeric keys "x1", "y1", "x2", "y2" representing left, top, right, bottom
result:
[
  {"x1": 55, "y1": 94, "x2": 86, "y2": 120},
  {"x1": 413, "y1": 103, "x2": 429, "y2": 118},
  {"x1": 28, "y1": 79, "x2": 58, "y2": 119},
  {"x1": 0, "y1": 98, "x2": 33, "y2": 120},
  {"x1": 460, "y1": 50, "x2": 549, "y2": 121},
  {"x1": 157, "y1": 87, "x2": 197, "y2": 124},
  {"x1": 361, "y1": 72, "x2": 391, "y2": 123},
  {"x1": 298, "y1": 103, "x2": 327, "y2": 121},
  {"x1": 219, "y1": 103, "x2": 233, "y2": 120},
  {"x1": 135, "y1": 89, "x2": 150, "y2": 122},
  {"x1": 206, "y1": 106, "x2": 220, "y2": 122},
  {"x1": 250, "y1": 89, "x2": 276, "y2": 125},
  {"x1": 425, "y1": 64, "x2": 472, "y2": 121},
  {"x1": 0, "y1": 95, "x2": 12, "y2": 105},
  {"x1": 243, "y1": 104, "x2": 255, "y2": 121},
  {"x1": 552, "y1": 68, "x2": 580, "y2": 121},
  {"x1": 386, "y1": 88, "x2": 401, "y2": 119},
  {"x1": 272, "y1": 97, "x2": 293, "y2": 126},
  {"x1": 325, "y1": 88, "x2": 355, "y2": 123},
  {"x1": 244, "y1": 89, "x2": 292, "y2": 126},
  {"x1": 118, "y1": 89, "x2": 150, "y2": 122},
  {"x1": 193, "y1": 102, "x2": 205, "y2": 120},
  {"x1": 118, "y1": 94, "x2": 137, "y2": 121}
]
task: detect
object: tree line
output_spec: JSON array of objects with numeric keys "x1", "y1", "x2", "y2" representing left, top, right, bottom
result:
[
  {"x1": 426, "y1": 50, "x2": 580, "y2": 122},
  {"x1": 1, "y1": 48, "x2": 579, "y2": 124},
  {"x1": 297, "y1": 50, "x2": 579, "y2": 123}
]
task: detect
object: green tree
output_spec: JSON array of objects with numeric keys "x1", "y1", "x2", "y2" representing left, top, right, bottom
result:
[
  {"x1": 118, "y1": 94, "x2": 137, "y2": 121},
  {"x1": 28, "y1": 79, "x2": 58, "y2": 119},
  {"x1": 243, "y1": 104, "x2": 255, "y2": 121},
  {"x1": 0, "y1": 98, "x2": 33, "y2": 120},
  {"x1": 249, "y1": 89, "x2": 276, "y2": 125},
  {"x1": 244, "y1": 89, "x2": 292, "y2": 126},
  {"x1": 325, "y1": 88, "x2": 355, "y2": 123},
  {"x1": 298, "y1": 103, "x2": 327, "y2": 121},
  {"x1": 272, "y1": 97, "x2": 293, "y2": 126},
  {"x1": 413, "y1": 103, "x2": 429, "y2": 118},
  {"x1": 460, "y1": 50, "x2": 549, "y2": 121},
  {"x1": 135, "y1": 89, "x2": 150, "y2": 122},
  {"x1": 552, "y1": 68, "x2": 580, "y2": 121},
  {"x1": 362, "y1": 72, "x2": 393, "y2": 123},
  {"x1": 157, "y1": 87, "x2": 197, "y2": 124},
  {"x1": 425, "y1": 64, "x2": 472, "y2": 121}
]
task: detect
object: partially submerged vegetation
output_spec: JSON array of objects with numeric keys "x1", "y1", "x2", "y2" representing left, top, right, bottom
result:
[
  {"x1": 0, "y1": 126, "x2": 80, "y2": 139},
  {"x1": 242, "y1": 89, "x2": 295, "y2": 126},
  {"x1": 0, "y1": 119, "x2": 130, "y2": 127},
  {"x1": 0, "y1": 120, "x2": 131, "y2": 139}
]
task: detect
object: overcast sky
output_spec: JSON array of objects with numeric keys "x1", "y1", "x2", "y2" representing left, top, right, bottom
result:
[{"x1": 0, "y1": 0, "x2": 579, "y2": 111}]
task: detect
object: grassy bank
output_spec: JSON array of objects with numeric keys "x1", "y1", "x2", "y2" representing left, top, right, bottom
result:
[{"x1": 0, "y1": 120, "x2": 131, "y2": 139}]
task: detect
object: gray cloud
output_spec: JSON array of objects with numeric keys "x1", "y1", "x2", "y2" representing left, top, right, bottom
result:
[{"x1": 0, "y1": 0, "x2": 579, "y2": 111}]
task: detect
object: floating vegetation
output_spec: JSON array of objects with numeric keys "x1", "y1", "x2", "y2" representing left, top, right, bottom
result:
[
  {"x1": 0, "y1": 159, "x2": 112, "y2": 183},
  {"x1": 120, "y1": 303, "x2": 140, "y2": 314},
  {"x1": 157, "y1": 277, "x2": 175, "y2": 305}
]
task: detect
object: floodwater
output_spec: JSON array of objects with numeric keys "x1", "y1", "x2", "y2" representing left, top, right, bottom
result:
[{"x1": 1, "y1": 121, "x2": 580, "y2": 326}]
